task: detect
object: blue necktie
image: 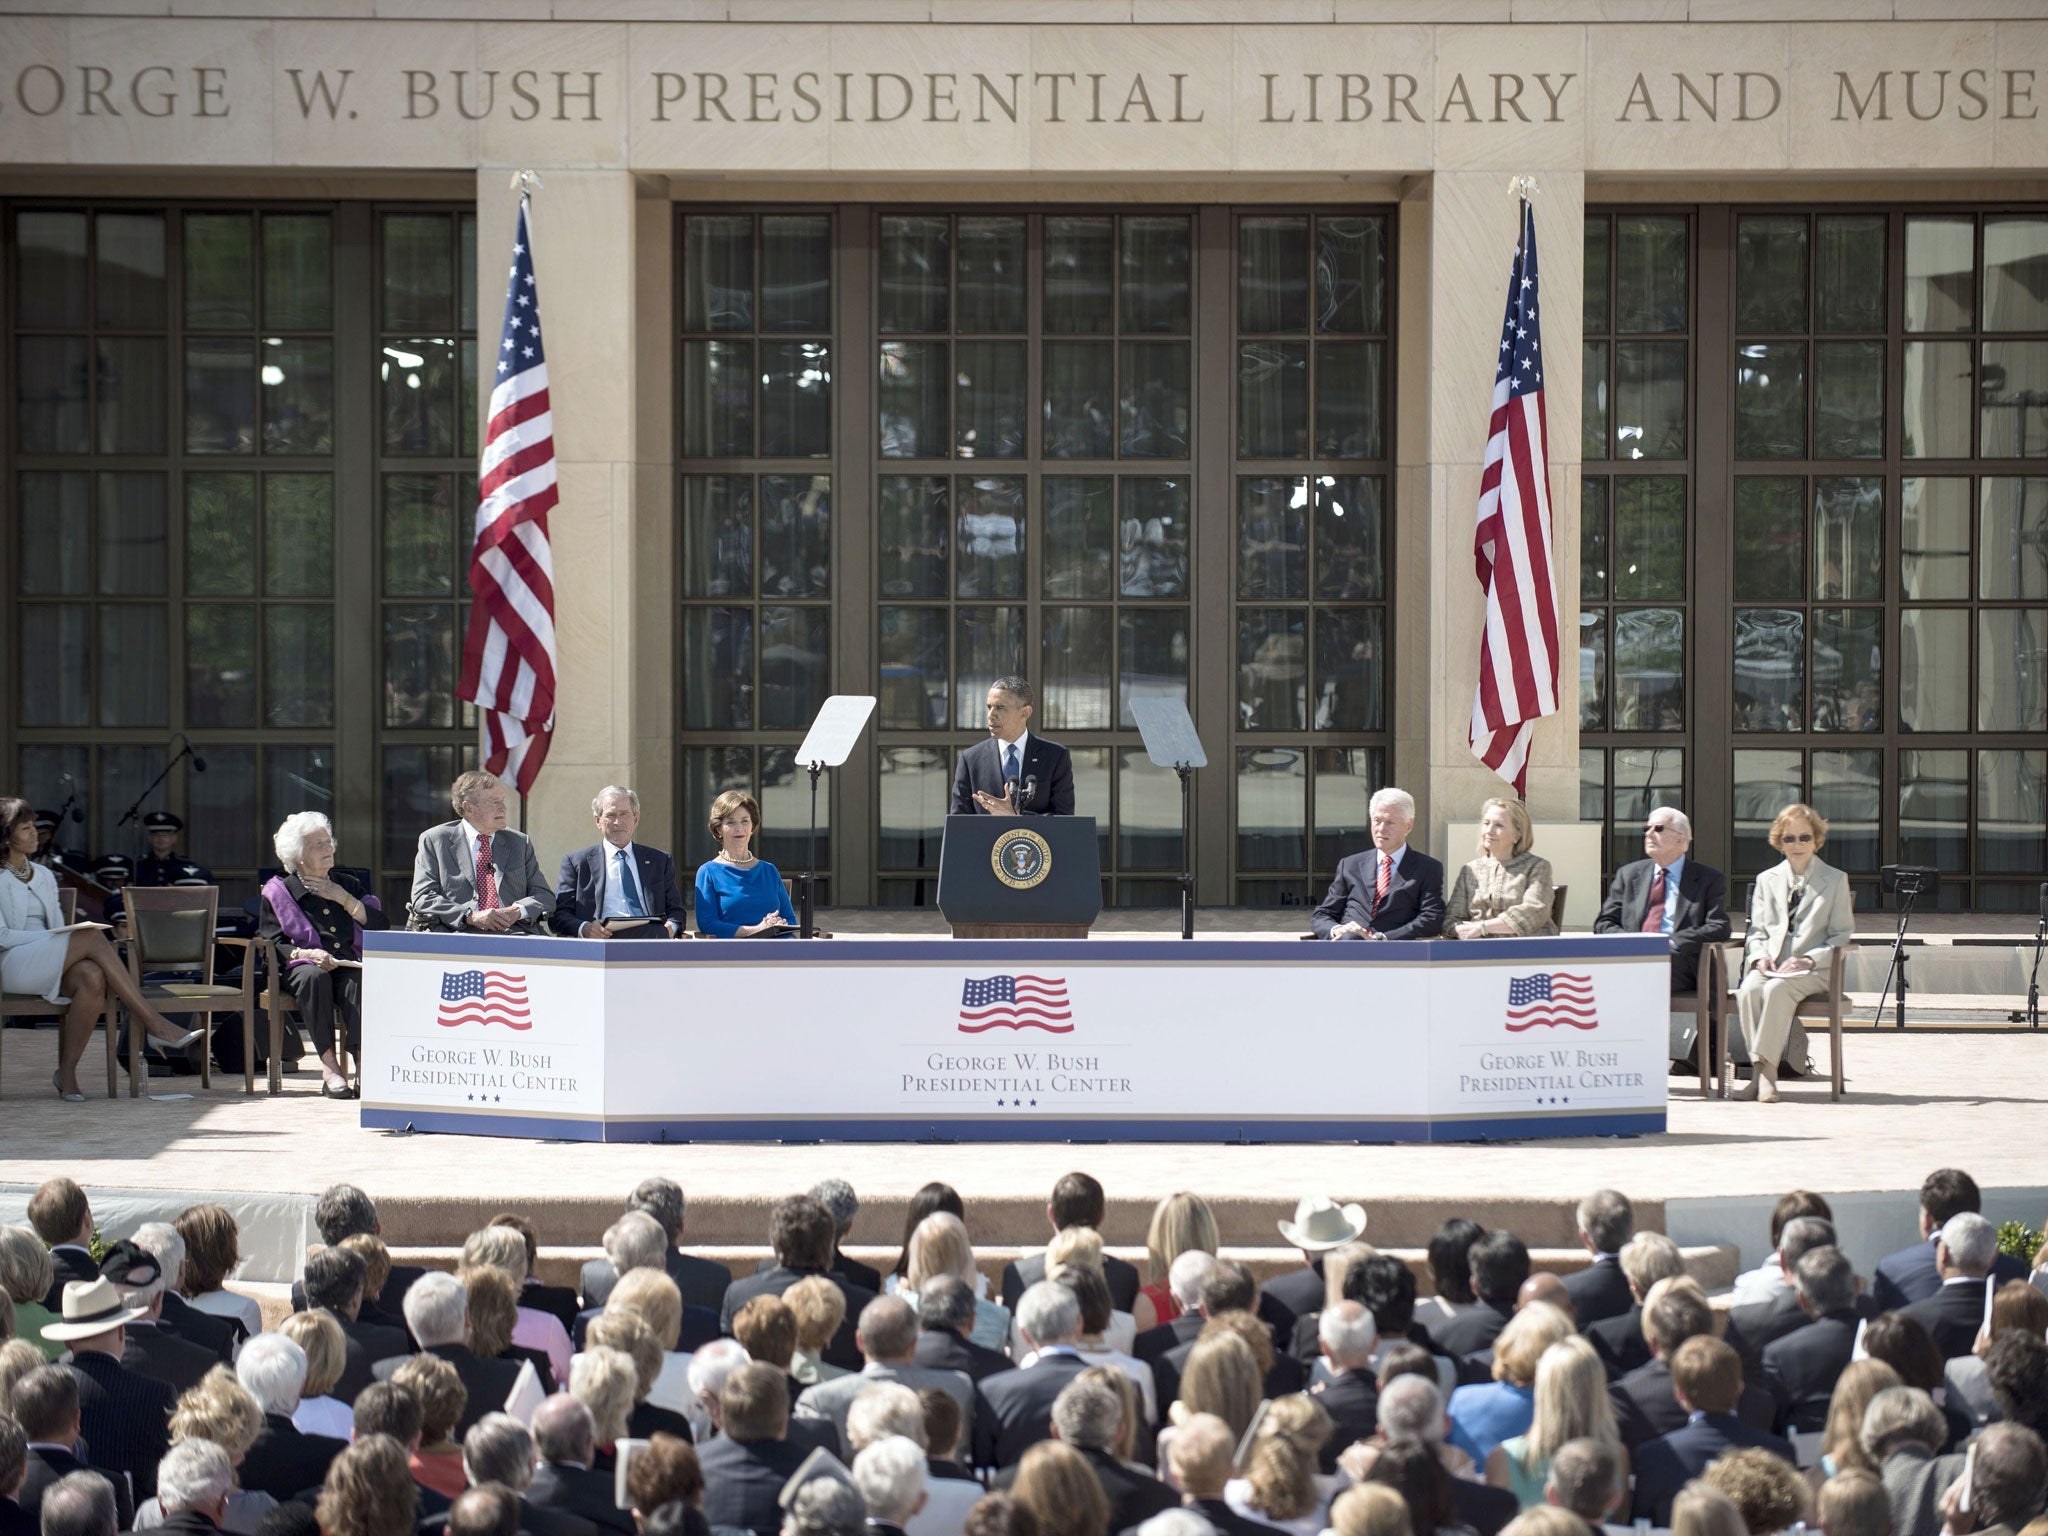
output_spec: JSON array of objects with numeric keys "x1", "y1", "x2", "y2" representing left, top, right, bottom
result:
[
  {"x1": 1003, "y1": 744, "x2": 1020, "y2": 787},
  {"x1": 613, "y1": 848, "x2": 645, "y2": 917}
]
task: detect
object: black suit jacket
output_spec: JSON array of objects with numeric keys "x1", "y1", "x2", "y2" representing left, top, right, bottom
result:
[
  {"x1": 1309, "y1": 1369, "x2": 1378, "y2": 1473},
  {"x1": 529, "y1": 1461, "x2": 636, "y2": 1535},
  {"x1": 241, "y1": 1413, "x2": 346, "y2": 1501},
  {"x1": 1430, "y1": 1300, "x2": 1512, "y2": 1359},
  {"x1": 334, "y1": 1314, "x2": 411, "y2": 1404},
  {"x1": 1630, "y1": 1413, "x2": 1793, "y2": 1524},
  {"x1": 68, "y1": 1349, "x2": 175, "y2": 1499},
  {"x1": 43, "y1": 1246, "x2": 99, "y2": 1310},
  {"x1": 720, "y1": 1265, "x2": 874, "y2": 1372},
  {"x1": 1724, "y1": 1288, "x2": 1810, "y2": 1372},
  {"x1": 121, "y1": 1320, "x2": 219, "y2": 1395},
  {"x1": 1001, "y1": 1250, "x2": 1141, "y2": 1314},
  {"x1": 159, "y1": 1292, "x2": 238, "y2": 1361},
  {"x1": 1900, "y1": 1279, "x2": 1996, "y2": 1359},
  {"x1": 19, "y1": 1446, "x2": 133, "y2": 1532},
  {"x1": 426, "y1": 1342, "x2": 528, "y2": 1436},
  {"x1": 972, "y1": 1353, "x2": 1092, "y2": 1469},
  {"x1": 1609, "y1": 1358, "x2": 1779, "y2": 1450},
  {"x1": 917, "y1": 1326, "x2": 1014, "y2": 1383},
  {"x1": 1562, "y1": 1255, "x2": 1635, "y2": 1330},
  {"x1": 1135, "y1": 1311, "x2": 1205, "y2": 1365},
  {"x1": 583, "y1": 1248, "x2": 733, "y2": 1315},
  {"x1": 950, "y1": 735, "x2": 1076, "y2": 817},
  {"x1": 1452, "y1": 1477, "x2": 1521, "y2": 1536},
  {"x1": 1256, "y1": 1264, "x2": 1328, "y2": 1338},
  {"x1": 1761, "y1": 1311, "x2": 1860, "y2": 1433},
  {"x1": 551, "y1": 841, "x2": 689, "y2": 937},
  {"x1": 1594, "y1": 857, "x2": 1731, "y2": 994},
  {"x1": 1311, "y1": 848, "x2": 1447, "y2": 941},
  {"x1": 0, "y1": 1496, "x2": 33, "y2": 1536},
  {"x1": 1587, "y1": 1306, "x2": 1650, "y2": 1380},
  {"x1": 630, "y1": 1400, "x2": 697, "y2": 1442},
  {"x1": 832, "y1": 1248, "x2": 883, "y2": 1294},
  {"x1": 698, "y1": 1436, "x2": 813, "y2": 1536}
]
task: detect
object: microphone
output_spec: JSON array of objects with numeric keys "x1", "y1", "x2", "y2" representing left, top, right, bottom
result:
[
  {"x1": 178, "y1": 733, "x2": 208, "y2": 773},
  {"x1": 1021, "y1": 773, "x2": 1037, "y2": 811}
]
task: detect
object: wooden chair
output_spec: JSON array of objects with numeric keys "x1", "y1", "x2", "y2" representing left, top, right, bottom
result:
[
  {"x1": 260, "y1": 942, "x2": 351, "y2": 1095},
  {"x1": 1674, "y1": 944, "x2": 1720, "y2": 1097},
  {"x1": 1715, "y1": 940, "x2": 1855, "y2": 1101},
  {"x1": 58, "y1": 887, "x2": 78, "y2": 923},
  {"x1": 1550, "y1": 884, "x2": 1568, "y2": 929},
  {"x1": 121, "y1": 886, "x2": 260, "y2": 1095},
  {"x1": 0, "y1": 956, "x2": 118, "y2": 1100}
]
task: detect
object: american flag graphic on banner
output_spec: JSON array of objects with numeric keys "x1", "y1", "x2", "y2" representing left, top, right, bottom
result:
[
  {"x1": 957, "y1": 975, "x2": 1074, "y2": 1034},
  {"x1": 437, "y1": 969, "x2": 533, "y2": 1031},
  {"x1": 1504, "y1": 972, "x2": 1597, "y2": 1032},
  {"x1": 1470, "y1": 194, "x2": 1561, "y2": 795},
  {"x1": 459, "y1": 192, "x2": 558, "y2": 796}
]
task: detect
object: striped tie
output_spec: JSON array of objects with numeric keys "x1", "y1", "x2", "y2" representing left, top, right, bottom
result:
[{"x1": 476, "y1": 835, "x2": 499, "y2": 910}]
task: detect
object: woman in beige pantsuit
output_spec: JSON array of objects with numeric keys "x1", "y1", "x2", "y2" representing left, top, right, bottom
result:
[
  {"x1": 1443, "y1": 797, "x2": 1559, "y2": 940},
  {"x1": 1734, "y1": 802, "x2": 1854, "y2": 1102}
]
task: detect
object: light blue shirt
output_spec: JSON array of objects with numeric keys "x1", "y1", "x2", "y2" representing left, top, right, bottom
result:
[
  {"x1": 601, "y1": 842, "x2": 645, "y2": 920},
  {"x1": 1655, "y1": 855, "x2": 1685, "y2": 936}
]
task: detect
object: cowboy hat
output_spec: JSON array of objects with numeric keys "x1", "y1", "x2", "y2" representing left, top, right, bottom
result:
[
  {"x1": 41, "y1": 1276, "x2": 150, "y2": 1342},
  {"x1": 1276, "y1": 1195, "x2": 1368, "y2": 1251}
]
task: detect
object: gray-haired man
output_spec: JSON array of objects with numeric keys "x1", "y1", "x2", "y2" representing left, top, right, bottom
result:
[{"x1": 1311, "y1": 788, "x2": 1445, "y2": 940}]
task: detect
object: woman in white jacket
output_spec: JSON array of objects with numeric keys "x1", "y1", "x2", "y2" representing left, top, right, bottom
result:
[{"x1": 1734, "y1": 802, "x2": 1854, "y2": 1103}]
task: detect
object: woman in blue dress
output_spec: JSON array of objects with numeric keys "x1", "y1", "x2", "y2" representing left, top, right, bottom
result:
[{"x1": 694, "y1": 790, "x2": 798, "y2": 938}]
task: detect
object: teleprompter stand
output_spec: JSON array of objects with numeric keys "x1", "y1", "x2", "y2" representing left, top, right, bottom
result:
[
  {"x1": 1131, "y1": 697, "x2": 1207, "y2": 940},
  {"x1": 1872, "y1": 862, "x2": 1939, "y2": 1029},
  {"x1": 792, "y1": 696, "x2": 877, "y2": 940}
]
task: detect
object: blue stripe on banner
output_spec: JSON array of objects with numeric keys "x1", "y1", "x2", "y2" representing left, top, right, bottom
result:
[{"x1": 361, "y1": 1106, "x2": 1664, "y2": 1145}]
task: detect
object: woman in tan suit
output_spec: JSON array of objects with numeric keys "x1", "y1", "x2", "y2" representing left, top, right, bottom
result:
[
  {"x1": 1444, "y1": 797, "x2": 1559, "y2": 940},
  {"x1": 1734, "y1": 802, "x2": 1854, "y2": 1102}
]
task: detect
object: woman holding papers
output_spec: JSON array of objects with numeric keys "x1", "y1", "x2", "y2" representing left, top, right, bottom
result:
[
  {"x1": 1, "y1": 795, "x2": 201, "y2": 1101},
  {"x1": 694, "y1": 790, "x2": 798, "y2": 939},
  {"x1": 260, "y1": 810, "x2": 387, "y2": 1099},
  {"x1": 1732, "y1": 802, "x2": 1851, "y2": 1103}
]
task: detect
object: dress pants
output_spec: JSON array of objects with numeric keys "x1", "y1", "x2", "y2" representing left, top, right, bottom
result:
[
  {"x1": 1733, "y1": 966, "x2": 1825, "y2": 1069},
  {"x1": 286, "y1": 962, "x2": 362, "y2": 1055}
]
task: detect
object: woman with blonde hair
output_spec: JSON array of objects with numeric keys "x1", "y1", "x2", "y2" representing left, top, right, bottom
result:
[
  {"x1": 573, "y1": 1346, "x2": 640, "y2": 1473},
  {"x1": 1444, "y1": 798, "x2": 1557, "y2": 940},
  {"x1": 316, "y1": 1434, "x2": 417, "y2": 1536},
  {"x1": 1226, "y1": 1394, "x2": 1339, "y2": 1535},
  {"x1": 603, "y1": 1266, "x2": 691, "y2": 1413},
  {"x1": 1487, "y1": 1336, "x2": 1626, "y2": 1508},
  {"x1": 900, "y1": 1212, "x2": 1010, "y2": 1350},
  {"x1": 1732, "y1": 802, "x2": 1851, "y2": 1101},
  {"x1": 132, "y1": 1365, "x2": 276, "y2": 1533},
  {"x1": 1036, "y1": 1228, "x2": 1135, "y2": 1353},
  {"x1": 588, "y1": 1309, "x2": 696, "y2": 1442},
  {"x1": 176, "y1": 1204, "x2": 263, "y2": 1340},
  {"x1": 465, "y1": 1223, "x2": 572, "y2": 1387},
  {"x1": 281, "y1": 1310, "x2": 352, "y2": 1441},
  {"x1": 0, "y1": 1337, "x2": 45, "y2": 1410},
  {"x1": 1008, "y1": 1440, "x2": 1110, "y2": 1536},
  {"x1": 0, "y1": 1227, "x2": 58, "y2": 1362},
  {"x1": 1669, "y1": 1484, "x2": 1749, "y2": 1536},
  {"x1": 1814, "y1": 1359, "x2": 1901, "y2": 1484},
  {"x1": 1135, "y1": 1193, "x2": 1220, "y2": 1333},
  {"x1": 1077, "y1": 1364, "x2": 1144, "y2": 1466},
  {"x1": 1448, "y1": 1302, "x2": 1573, "y2": 1464},
  {"x1": 1171, "y1": 1329, "x2": 1263, "y2": 1442},
  {"x1": 462, "y1": 1265, "x2": 555, "y2": 1392},
  {"x1": 392, "y1": 1353, "x2": 467, "y2": 1498},
  {"x1": 1329, "y1": 1484, "x2": 1414, "y2": 1536},
  {"x1": 787, "y1": 1275, "x2": 850, "y2": 1385}
]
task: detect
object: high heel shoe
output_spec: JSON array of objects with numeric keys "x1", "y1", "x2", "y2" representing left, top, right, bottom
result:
[
  {"x1": 150, "y1": 1024, "x2": 203, "y2": 1050},
  {"x1": 51, "y1": 1070, "x2": 86, "y2": 1104}
]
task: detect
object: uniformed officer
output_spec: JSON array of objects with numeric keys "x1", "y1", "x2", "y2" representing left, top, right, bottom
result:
[
  {"x1": 32, "y1": 809, "x2": 89, "y2": 874},
  {"x1": 135, "y1": 810, "x2": 214, "y2": 889}
]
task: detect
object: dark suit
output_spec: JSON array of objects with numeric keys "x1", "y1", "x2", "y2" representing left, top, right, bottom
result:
[
  {"x1": 120, "y1": 1320, "x2": 218, "y2": 1394},
  {"x1": 334, "y1": 1315, "x2": 411, "y2": 1404},
  {"x1": 1135, "y1": 1312, "x2": 1204, "y2": 1368},
  {"x1": 1900, "y1": 1278, "x2": 1997, "y2": 1359},
  {"x1": 697, "y1": 1436, "x2": 812, "y2": 1536},
  {"x1": 550, "y1": 841, "x2": 689, "y2": 938},
  {"x1": 1311, "y1": 847, "x2": 1447, "y2": 941},
  {"x1": 582, "y1": 1248, "x2": 732, "y2": 1315},
  {"x1": 1586, "y1": 1306, "x2": 1650, "y2": 1380},
  {"x1": 1594, "y1": 856, "x2": 1731, "y2": 993},
  {"x1": 832, "y1": 1249, "x2": 883, "y2": 1295},
  {"x1": 1256, "y1": 1264, "x2": 1327, "y2": 1338},
  {"x1": 425, "y1": 1341, "x2": 528, "y2": 1436},
  {"x1": 1630, "y1": 1412, "x2": 1793, "y2": 1524},
  {"x1": 1609, "y1": 1358, "x2": 1779, "y2": 1450},
  {"x1": 19, "y1": 1446, "x2": 133, "y2": 1532},
  {"x1": 1451, "y1": 1478, "x2": 1521, "y2": 1536},
  {"x1": 630, "y1": 1400, "x2": 697, "y2": 1442},
  {"x1": 290, "y1": 1263, "x2": 426, "y2": 1321},
  {"x1": 528, "y1": 1461, "x2": 635, "y2": 1535},
  {"x1": 1000, "y1": 1251, "x2": 1141, "y2": 1314},
  {"x1": 241, "y1": 1412, "x2": 346, "y2": 1501},
  {"x1": 993, "y1": 1445, "x2": 1174, "y2": 1532},
  {"x1": 1562, "y1": 1255, "x2": 1633, "y2": 1330},
  {"x1": 720, "y1": 1265, "x2": 874, "y2": 1373},
  {"x1": 160, "y1": 1292, "x2": 238, "y2": 1360},
  {"x1": 68, "y1": 1349, "x2": 175, "y2": 1500},
  {"x1": 1188, "y1": 1499, "x2": 1292, "y2": 1536},
  {"x1": 0, "y1": 1495, "x2": 33, "y2": 1536},
  {"x1": 917, "y1": 1327, "x2": 1014, "y2": 1383},
  {"x1": 1724, "y1": 1288, "x2": 1810, "y2": 1372},
  {"x1": 1872, "y1": 1236, "x2": 2027, "y2": 1311},
  {"x1": 972, "y1": 1352, "x2": 1092, "y2": 1469},
  {"x1": 1430, "y1": 1300, "x2": 1512, "y2": 1359},
  {"x1": 1760, "y1": 1311, "x2": 1860, "y2": 1433},
  {"x1": 42, "y1": 1246, "x2": 98, "y2": 1310},
  {"x1": 1309, "y1": 1369, "x2": 1378, "y2": 1473},
  {"x1": 950, "y1": 735, "x2": 1076, "y2": 817}
]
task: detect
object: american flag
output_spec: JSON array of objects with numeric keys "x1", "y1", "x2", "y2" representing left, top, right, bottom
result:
[
  {"x1": 459, "y1": 192, "x2": 558, "y2": 796},
  {"x1": 957, "y1": 974, "x2": 1074, "y2": 1034},
  {"x1": 437, "y1": 969, "x2": 533, "y2": 1031},
  {"x1": 1504, "y1": 972, "x2": 1597, "y2": 1032},
  {"x1": 1470, "y1": 194, "x2": 1561, "y2": 795}
]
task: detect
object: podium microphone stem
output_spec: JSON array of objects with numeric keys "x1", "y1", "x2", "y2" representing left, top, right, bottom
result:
[
  {"x1": 1177, "y1": 764, "x2": 1194, "y2": 941},
  {"x1": 800, "y1": 761, "x2": 822, "y2": 940}
]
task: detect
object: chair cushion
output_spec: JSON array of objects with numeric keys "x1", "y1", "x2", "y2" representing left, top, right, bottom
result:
[{"x1": 140, "y1": 982, "x2": 245, "y2": 1000}]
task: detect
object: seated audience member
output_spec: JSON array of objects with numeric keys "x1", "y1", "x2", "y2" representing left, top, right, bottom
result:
[
  {"x1": 260, "y1": 812, "x2": 389, "y2": 1097},
  {"x1": 37, "y1": 1472, "x2": 117, "y2": 1536},
  {"x1": 899, "y1": 1215, "x2": 1011, "y2": 1353},
  {"x1": 1609, "y1": 1278, "x2": 1776, "y2": 1449},
  {"x1": 446, "y1": 1486, "x2": 518, "y2": 1536},
  {"x1": 1584, "y1": 1234, "x2": 1683, "y2": 1381},
  {"x1": 174, "y1": 1206, "x2": 264, "y2": 1342},
  {"x1": 1081, "y1": 1364, "x2": 1147, "y2": 1469},
  {"x1": 1873, "y1": 1171, "x2": 2029, "y2": 1312},
  {"x1": 1154, "y1": 1259, "x2": 1256, "y2": 1407},
  {"x1": 1448, "y1": 1303, "x2": 1574, "y2": 1465},
  {"x1": 1817, "y1": 1360, "x2": 1903, "y2": 1481},
  {"x1": 463, "y1": 1265, "x2": 556, "y2": 1395},
  {"x1": 1327, "y1": 1484, "x2": 1414, "y2": 1536},
  {"x1": 918, "y1": 1384, "x2": 974, "y2": 1480},
  {"x1": 696, "y1": 1363, "x2": 811, "y2": 1536},
  {"x1": 527, "y1": 1395, "x2": 632, "y2": 1535},
  {"x1": 720, "y1": 1197, "x2": 876, "y2": 1372},
  {"x1": 1593, "y1": 809, "x2": 1730, "y2": 1061},
  {"x1": 1898, "y1": 1213, "x2": 2002, "y2": 1359},
  {"x1": 1370, "y1": 1375, "x2": 1517, "y2": 1536},
  {"x1": 788, "y1": 1277, "x2": 852, "y2": 1387},
  {"x1": 845, "y1": 1382, "x2": 976, "y2": 1536},
  {"x1": 1669, "y1": 1486, "x2": 1748, "y2": 1536},
  {"x1": 1627, "y1": 1338, "x2": 1790, "y2": 1526},
  {"x1": 1729, "y1": 1193, "x2": 1834, "y2": 1307},
  {"x1": 409, "y1": 770, "x2": 555, "y2": 935},
  {"x1": 130, "y1": 1223, "x2": 234, "y2": 1366},
  {"x1": 1137, "y1": 1252, "x2": 1216, "y2": 1374},
  {"x1": 488, "y1": 1214, "x2": 580, "y2": 1337},
  {"x1": 1008, "y1": 1441, "x2": 1110, "y2": 1536},
  {"x1": 999, "y1": 1174, "x2": 1142, "y2": 1314},
  {"x1": 604, "y1": 1265, "x2": 695, "y2": 1416},
  {"x1": 994, "y1": 1377, "x2": 1172, "y2": 1533},
  {"x1": 0, "y1": 1232, "x2": 57, "y2": 1365},
  {"x1": 693, "y1": 792, "x2": 797, "y2": 938},
  {"x1": 237, "y1": 1334, "x2": 346, "y2": 1501},
  {"x1": 1861, "y1": 1387, "x2": 1962, "y2": 1536},
  {"x1": 133, "y1": 1366, "x2": 275, "y2": 1535},
  {"x1": 975, "y1": 1282, "x2": 1095, "y2": 1469},
  {"x1": 1725, "y1": 1216, "x2": 1842, "y2": 1368},
  {"x1": 277, "y1": 1312, "x2": 351, "y2": 1441},
  {"x1": 1730, "y1": 802, "x2": 1851, "y2": 1101},
  {"x1": 464, "y1": 1225, "x2": 573, "y2": 1389},
  {"x1": 551, "y1": 786, "x2": 690, "y2": 941},
  {"x1": 0, "y1": 1419, "x2": 30, "y2": 1536},
  {"x1": 684, "y1": 1339, "x2": 750, "y2": 1443},
  {"x1": 1434, "y1": 1232, "x2": 1529, "y2": 1359},
  {"x1": 301, "y1": 1247, "x2": 405, "y2": 1405},
  {"x1": 1946, "y1": 1281, "x2": 2048, "y2": 1427},
  {"x1": 806, "y1": 1179, "x2": 882, "y2": 1294},
  {"x1": 337, "y1": 1237, "x2": 404, "y2": 1334},
  {"x1": 100, "y1": 1240, "x2": 215, "y2": 1396},
  {"x1": 1560, "y1": 1194, "x2": 1635, "y2": 1330},
  {"x1": 28, "y1": 1183, "x2": 102, "y2": 1305},
  {"x1": 1134, "y1": 1194, "x2": 1219, "y2": 1335},
  {"x1": 391, "y1": 1354, "x2": 467, "y2": 1500},
  {"x1": 1946, "y1": 1421, "x2": 2046, "y2": 1536},
  {"x1": 1036, "y1": 1228, "x2": 1136, "y2": 1356},
  {"x1": 12, "y1": 1364, "x2": 134, "y2": 1531},
  {"x1": 1540, "y1": 1438, "x2": 1622, "y2": 1528},
  {"x1": 1169, "y1": 1412, "x2": 1286, "y2": 1536},
  {"x1": 1364, "y1": 1439, "x2": 1468, "y2": 1536},
  {"x1": 794, "y1": 1296, "x2": 973, "y2": 1457},
  {"x1": 350, "y1": 1383, "x2": 441, "y2": 1513},
  {"x1": 1860, "y1": 1315, "x2": 1971, "y2": 1452},
  {"x1": 569, "y1": 1347, "x2": 637, "y2": 1474},
  {"x1": 914, "y1": 1276, "x2": 1012, "y2": 1384},
  {"x1": 43, "y1": 1274, "x2": 177, "y2": 1500},
  {"x1": 782, "y1": 1477, "x2": 867, "y2": 1536},
  {"x1": 1261, "y1": 1196, "x2": 1367, "y2": 1339},
  {"x1": 1982, "y1": 1331, "x2": 2048, "y2": 1439},
  {"x1": 1226, "y1": 1393, "x2": 1337, "y2": 1536},
  {"x1": 310, "y1": 1185, "x2": 427, "y2": 1318},
  {"x1": 887, "y1": 1185, "x2": 968, "y2": 1296},
  {"x1": 462, "y1": 1412, "x2": 583, "y2": 1536},
  {"x1": 406, "y1": 1271, "x2": 528, "y2": 1437},
  {"x1": 1309, "y1": 788, "x2": 1446, "y2": 942},
  {"x1": 1047, "y1": 1265, "x2": 1153, "y2": 1420},
  {"x1": 1311, "y1": 1301, "x2": 1382, "y2": 1472},
  {"x1": 1760, "y1": 1246, "x2": 1862, "y2": 1434},
  {"x1": 314, "y1": 1435, "x2": 417, "y2": 1536},
  {"x1": 1167, "y1": 1329, "x2": 1263, "y2": 1454},
  {"x1": 852, "y1": 1437, "x2": 928, "y2": 1536},
  {"x1": 1814, "y1": 1469, "x2": 1889, "y2": 1536},
  {"x1": 1419, "y1": 1220, "x2": 1486, "y2": 1340},
  {"x1": 1702, "y1": 1446, "x2": 1812, "y2": 1536},
  {"x1": 586, "y1": 1309, "x2": 693, "y2": 1442},
  {"x1": 1443, "y1": 799, "x2": 1558, "y2": 940},
  {"x1": 1488, "y1": 1338, "x2": 1625, "y2": 1511},
  {"x1": 580, "y1": 1180, "x2": 731, "y2": 1318}
]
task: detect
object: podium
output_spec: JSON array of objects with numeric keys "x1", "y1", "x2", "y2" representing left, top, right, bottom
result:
[{"x1": 936, "y1": 814, "x2": 1103, "y2": 939}]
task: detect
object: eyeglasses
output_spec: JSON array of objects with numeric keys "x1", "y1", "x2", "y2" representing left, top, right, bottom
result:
[
  {"x1": 1643, "y1": 824, "x2": 1677, "y2": 836},
  {"x1": 1780, "y1": 832, "x2": 1815, "y2": 844}
]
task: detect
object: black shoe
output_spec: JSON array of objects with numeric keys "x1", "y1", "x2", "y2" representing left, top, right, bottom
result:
[{"x1": 1669, "y1": 1060, "x2": 1696, "y2": 1076}]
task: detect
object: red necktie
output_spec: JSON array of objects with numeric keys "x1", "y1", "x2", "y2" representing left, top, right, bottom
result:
[
  {"x1": 1641, "y1": 866, "x2": 1666, "y2": 933},
  {"x1": 476, "y1": 835, "x2": 499, "y2": 910},
  {"x1": 1375, "y1": 854, "x2": 1392, "y2": 909}
]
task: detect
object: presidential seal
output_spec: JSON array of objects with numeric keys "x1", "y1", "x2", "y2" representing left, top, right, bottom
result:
[{"x1": 991, "y1": 827, "x2": 1053, "y2": 890}]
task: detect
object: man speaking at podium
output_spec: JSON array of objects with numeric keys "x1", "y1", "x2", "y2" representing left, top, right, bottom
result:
[{"x1": 951, "y1": 675, "x2": 1075, "y2": 817}]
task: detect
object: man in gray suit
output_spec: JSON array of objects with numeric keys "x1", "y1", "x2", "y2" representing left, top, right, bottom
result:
[
  {"x1": 410, "y1": 770, "x2": 555, "y2": 934},
  {"x1": 792, "y1": 1295, "x2": 973, "y2": 1458}
]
